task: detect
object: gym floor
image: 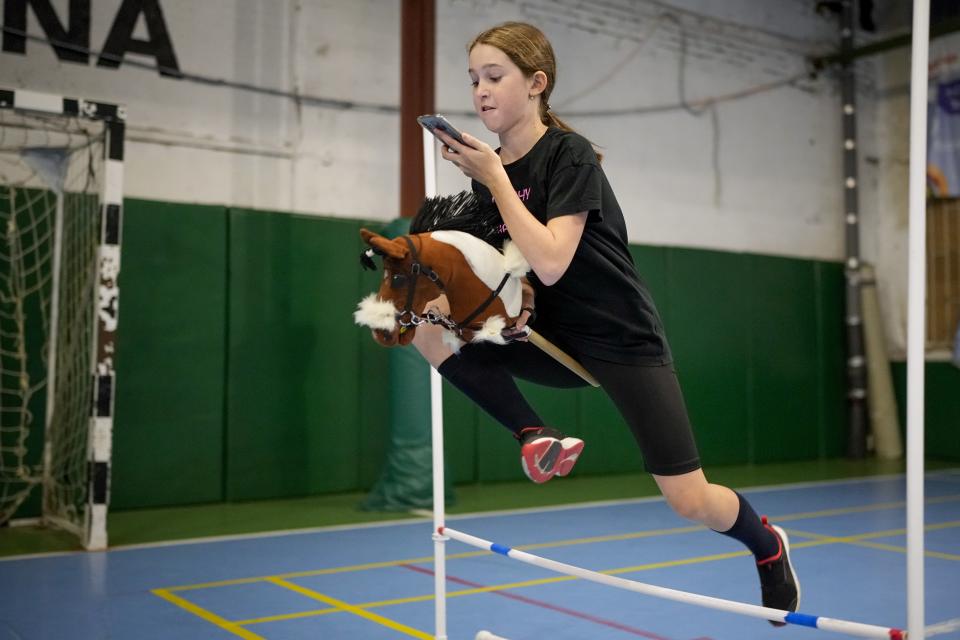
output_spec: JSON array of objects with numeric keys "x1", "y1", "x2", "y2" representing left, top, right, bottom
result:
[{"x1": 0, "y1": 461, "x2": 958, "y2": 639}]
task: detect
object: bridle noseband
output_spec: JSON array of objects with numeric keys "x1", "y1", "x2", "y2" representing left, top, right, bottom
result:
[{"x1": 362, "y1": 234, "x2": 511, "y2": 336}]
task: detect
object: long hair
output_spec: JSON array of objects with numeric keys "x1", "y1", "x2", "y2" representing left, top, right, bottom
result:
[{"x1": 468, "y1": 21, "x2": 602, "y2": 161}]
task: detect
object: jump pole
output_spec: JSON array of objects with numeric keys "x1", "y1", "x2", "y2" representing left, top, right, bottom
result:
[
  {"x1": 439, "y1": 526, "x2": 905, "y2": 639},
  {"x1": 424, "y1": 127, "x2": 448, "y2": 640},
  {"x1": 906, "y1": 0, "x2": 929, "y2": 638}
]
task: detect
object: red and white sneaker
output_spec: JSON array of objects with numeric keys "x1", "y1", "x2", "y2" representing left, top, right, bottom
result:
[{"x1": 517, "y1": 427, "x2": 584, "y2": 484}]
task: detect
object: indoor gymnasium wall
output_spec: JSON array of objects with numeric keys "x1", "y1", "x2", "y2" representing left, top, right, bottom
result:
[
  {"x1": 108, "y1": 198, "x2": 857, "y2": 508},
  {"x1": 109, "y1": 196, "x2": 959, "y2": 508},
  {"x1": 108, "y1": 195, "x2": 958, "y2": 509},
  {"x1": 1, "y1": 1, "x2": 852, "y2": 254},
  {"x1": 3, "y1": 2, "x2": 954, "y2": 514},
  {"x1": 435, "y1": 1, "x2": 848, "y2": 262}
]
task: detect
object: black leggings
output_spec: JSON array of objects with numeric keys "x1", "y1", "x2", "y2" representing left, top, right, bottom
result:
[{"x1": 454, "y1": 339, "x2": 701, "y2": 476}]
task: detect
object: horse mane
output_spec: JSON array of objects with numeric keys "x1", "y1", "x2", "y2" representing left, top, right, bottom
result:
[{"x1": 410, "y1": 191, "x2": 506, "y2": 249}]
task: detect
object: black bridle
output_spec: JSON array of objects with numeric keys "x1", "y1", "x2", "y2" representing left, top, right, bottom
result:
[{"x1": 361, "y1": 234, "x2": 511, "y2": 336}]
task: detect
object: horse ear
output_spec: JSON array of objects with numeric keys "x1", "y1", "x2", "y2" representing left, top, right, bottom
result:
[{"x1": 360, "y1": 228, "x2": 409, "y2": 260}]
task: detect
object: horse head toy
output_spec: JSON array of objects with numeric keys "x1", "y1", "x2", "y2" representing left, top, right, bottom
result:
[
  {"x1": 354, "y1": 227, "x2": 529, "y2": 350},
  {"x1": 352, "y1": 191, "x2": 600, "y2": 387}
]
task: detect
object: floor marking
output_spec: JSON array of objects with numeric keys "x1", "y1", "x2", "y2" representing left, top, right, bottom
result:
[
  {"x1": 163, "y1": 549, "x2": 491, "y2": 591},
  {"x1": 9, "y1": 471, "x2": 958, "y2": 564},
  {"x1": 784, "y1": 520, "x2": 960, "y2": 561},
  {"x1": 158, "y1": 493, "x2": 960, "y2": 593},
  {"x1": 170, "y1": 519, "x2": 960, "y2": 635},
  {"x1": 152, "y1": 487, "x2": 960, "y2": 637},
  {"x1": 400, "y1": 563, "x2": 695, "y2": 640},
  {"x1": 265, "y1": 577, "x2": 433, "y2": 639},
  {"x1": 770, "y1": 493, "x2": 960, "y2": 524},
  {"x1": 233, "y1": 607, "x2": 339, "y2": 626},
  {"x1": 152, "y1": 588, "x2": 266, "y2": 640}
]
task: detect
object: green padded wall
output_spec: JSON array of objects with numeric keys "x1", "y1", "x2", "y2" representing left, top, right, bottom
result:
[
  {"x1": 355, "y1": 222, "x2": 392, "y2": 489},
  {"x1": 444, "y1": 382, "x2": 480, "y2": 484},
  {"x1": 102, "y1": 198, "x2": 883, "y2": 509},
  {"x1": 14, "y1": 194, "x2": 953, "y2": 515},
  {"x1": 814, "y1": 262, "x2": 847, "y2": 459},
  {"x1": 665, "y1": 248, "x2": 752, "y2": 466},
  {"x1": 112, "y1": 200, "x2": 227, "y2": 508},
  {"x1": 225, "y1": 210, "x2": 392, "y2": 500},
  {"x1": 747, "y1": 255, "x2": 823, "y2": 462},
  {"x1": 891, "y1": 361, "x2": 960, "y2": 461}
]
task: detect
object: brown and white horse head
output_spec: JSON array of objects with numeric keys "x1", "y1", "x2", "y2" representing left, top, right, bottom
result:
[
  {"x1": 354, "y1": 228, "x2": 444, "y2": 346},
  {"x1": 354, "y1": 228, "x2": 530, "y2": 349}
]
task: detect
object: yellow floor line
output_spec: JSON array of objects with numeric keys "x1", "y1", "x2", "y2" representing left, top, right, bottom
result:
[
  {"x1": 785, "y1": 520, "x2": 960, "y2": 561},
  {"x1": 313, "y1": 520, "x2": 960, "y2": 613},
  {"x1": 202, "y1": 518, "x2": 960, "y2": 631},
  {"x1": 165, "y1": 549, "x2": 488, "y2": 592},
  {"x1": 234, "y1": 606, "x2": 340, "y2": 626},
  {"x1": 155, "y1": 492, "x2": 960, "y2": 634},
  {"x1": 163, "y1": 492, "x2": 960, "y2": 592},
  {"x1": 151, "y1": 589, "x2": 266, "y2": 640},
  {"x1": 772, "y1": 493, "x2": 960, "y2": 523},
  {"x1": 265, "y1": 577, "x2": 433, "y2": 639},
  {"x1": 232, "y1": 552, "x2": 749, "y2": 625}
]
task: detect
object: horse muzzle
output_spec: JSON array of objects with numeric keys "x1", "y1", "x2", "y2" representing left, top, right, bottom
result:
[{"x1": 354, "y1": 294, "x2": 419, "y2": 347}]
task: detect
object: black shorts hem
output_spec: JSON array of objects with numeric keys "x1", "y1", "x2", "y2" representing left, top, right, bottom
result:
[{"x1": 643, "y1": 457, "x2": 702, "y2": 477}]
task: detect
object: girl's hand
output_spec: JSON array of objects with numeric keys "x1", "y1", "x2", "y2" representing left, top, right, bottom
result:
[
  {"x1": 436, "y1": 130, "x2": 505, "y2": 187},
  {"x1": 505, "y1": 279, "x2": 535, "y2": 341},
  {"x1": 513, "y1": 306, "x2": 535, "y2": 334},
  {"x1": 517, "y1": 279, "x2": 535, "y2": 329}
]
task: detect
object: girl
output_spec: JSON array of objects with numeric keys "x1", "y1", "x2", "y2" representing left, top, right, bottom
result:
[{"x1": 414, "y1": 21, "x2": 799, "y2": 620}]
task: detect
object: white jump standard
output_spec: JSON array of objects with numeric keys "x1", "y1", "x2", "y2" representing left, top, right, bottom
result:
[
  {"x1": 438, "y1": 526, "x2": 906, "y2": 639},
  {"x1": 421, "y1": 128, "x2": 909, "y2": 640}
]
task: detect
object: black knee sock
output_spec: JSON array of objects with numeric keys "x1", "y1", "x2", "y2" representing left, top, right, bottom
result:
[
  {"x1": 715, "y1": 492, "x2": 779, "y2": 561},
  {"x1": 436, "y1": 353, "x2": 542, "y2": 435}
]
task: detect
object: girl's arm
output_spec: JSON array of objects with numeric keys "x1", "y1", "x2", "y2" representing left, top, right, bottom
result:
[
  {"x1": 487, "y1": 176, "x2": 586, "y2": 286},
  {"x1": 440, "y1": 131, "x2": 587, "y2": 286}
]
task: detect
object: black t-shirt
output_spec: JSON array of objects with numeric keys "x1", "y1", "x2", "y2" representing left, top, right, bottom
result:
[{"x1": 472, "y1": 127, "x2": 671, "y2": 365}]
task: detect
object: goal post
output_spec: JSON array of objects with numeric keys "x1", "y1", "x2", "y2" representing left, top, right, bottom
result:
[{"x1": 0, "y1": 87, "x2": 124, "y2": 550}]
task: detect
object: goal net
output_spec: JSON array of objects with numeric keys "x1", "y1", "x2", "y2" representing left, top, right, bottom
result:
[{"x1": 0, "y1": 89, "x2": 123, "y2": 549}]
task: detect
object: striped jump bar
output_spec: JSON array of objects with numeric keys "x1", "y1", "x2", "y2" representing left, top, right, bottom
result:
[{"x1": 439, "y1": 527, "x2": 905, "y2": 639}]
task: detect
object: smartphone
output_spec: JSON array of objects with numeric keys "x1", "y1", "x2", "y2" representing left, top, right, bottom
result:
[{"x1": 417, "y1": 114, "x2": 472, "y2": 149}]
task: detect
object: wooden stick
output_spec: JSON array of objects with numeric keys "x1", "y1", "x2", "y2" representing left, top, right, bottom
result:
[{"x1": 527, "y1": 330, "x2": 600, "y2": 387}]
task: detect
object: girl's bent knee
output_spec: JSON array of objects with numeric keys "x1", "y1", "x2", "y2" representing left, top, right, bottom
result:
[{"x1": 412, "y1": 325, "x2": 454, "y2": 367}]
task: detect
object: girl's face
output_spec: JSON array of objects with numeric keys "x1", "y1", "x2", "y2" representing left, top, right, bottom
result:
[{"x1": 468, "y1": 44, "x2": 539, "y2": 135}]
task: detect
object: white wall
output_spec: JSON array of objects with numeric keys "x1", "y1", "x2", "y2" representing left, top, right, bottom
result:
[
  {"x1": 5, "y1": 0, "x2": 916, "y2": 279},
  {"x1": 1, "y1": 0, "x2": 399, "y2": 217},
  {"x1": 436, "y1": 0, "x2": 848, "y2": 261},
  {"x1": 18, "y1": 0, "x2": 948, "y2": 353},
  {"x1": 2, "y1": 0, "x2": 854, "y2": 258}
]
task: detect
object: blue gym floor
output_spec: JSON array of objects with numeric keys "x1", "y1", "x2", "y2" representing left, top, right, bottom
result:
[{"x1": 1, "y1": 472, "x2": 958, "y2": 640}]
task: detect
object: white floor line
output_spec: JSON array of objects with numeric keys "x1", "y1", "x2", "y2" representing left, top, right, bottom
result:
[
  {"x1": 0, "y1": 514, "x2": 431, "y2": 562},
  {"x1": 3, "y1": 468, "x2": 958, "y2": 561}
]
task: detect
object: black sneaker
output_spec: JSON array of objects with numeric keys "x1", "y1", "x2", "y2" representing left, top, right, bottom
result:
[
  {"x1": 756, "y1": 517, "x2": 801, "y2": 626},
  {"x1": 516, "y1": 427, "x2": 584, "y2": 484}
]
